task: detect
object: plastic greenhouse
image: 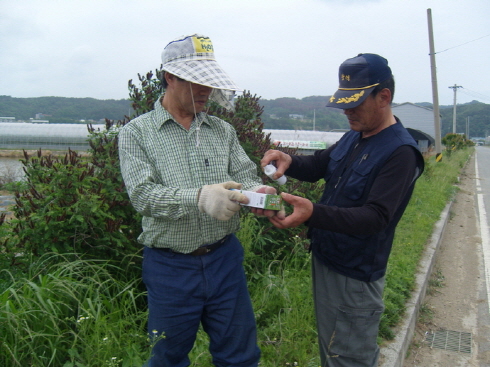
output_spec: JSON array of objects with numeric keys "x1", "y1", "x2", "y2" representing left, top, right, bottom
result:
[
  {"x1": 0, "y1": 123, "x2": 105, "y2": 151},
  {"x1": 263, "y1": 129, "x2": 345, "y2": 154},
  {"x1": 0, "y1": 123, "x2": 347, "y2": 153}
]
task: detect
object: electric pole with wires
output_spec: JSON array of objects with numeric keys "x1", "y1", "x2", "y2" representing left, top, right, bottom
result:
[{"x1": 449, "y1": 84, "x2": 463, "y2": 133}]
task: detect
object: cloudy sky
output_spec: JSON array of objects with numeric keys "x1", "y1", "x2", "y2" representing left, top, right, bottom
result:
[{"x1": 1, "y1": 0, "x2": 489, "y2": 106}]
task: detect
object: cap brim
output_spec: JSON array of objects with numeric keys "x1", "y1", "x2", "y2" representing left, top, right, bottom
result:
[
  {"x1": 326, "y1": 86, "x2": 375, "y2": 109},
  {"x1": 163, "y1": 59, "x2": 241, "y2": 92}
]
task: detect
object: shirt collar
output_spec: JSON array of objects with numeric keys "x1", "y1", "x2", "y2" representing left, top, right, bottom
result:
[{"x1": 154, "y1": 94, "x2": 211, "y2": 128}]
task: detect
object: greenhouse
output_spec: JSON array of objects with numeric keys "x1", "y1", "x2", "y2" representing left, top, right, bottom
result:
[
  {"x1": 263, "y1": 129, "x2": 345, "y2": 154},
  {"x1": 0, "y1": 123, "x2": 347, "y2": 153},
  {"x1": 0, "y1": 123, "x2": 105, "y2": 151}
]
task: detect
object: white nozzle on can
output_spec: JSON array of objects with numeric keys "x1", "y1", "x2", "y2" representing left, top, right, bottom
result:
[{"x1": 264, "y1": 164, "x2": 287, "y2": 185}]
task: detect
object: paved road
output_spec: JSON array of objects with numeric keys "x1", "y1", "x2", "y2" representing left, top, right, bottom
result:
[{"x1": 400, "y1": 146, "x2": 490, "y2": 367}]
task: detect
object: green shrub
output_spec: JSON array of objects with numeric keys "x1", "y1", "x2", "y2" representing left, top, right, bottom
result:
[
  {"x1": 4, "y1": 125, "x2": 142, "y2": 266},
  {"x1": 442, "y1": 132, "x2": 474, "y2": 153}
]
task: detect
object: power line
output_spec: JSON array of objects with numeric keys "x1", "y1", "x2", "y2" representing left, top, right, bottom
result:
[
  {"x1": 459, "y1": 87, "x2": 490, "y2": 103},
  {"x1": 434, "y1": 33, "x2": 490, "y2": 55}
]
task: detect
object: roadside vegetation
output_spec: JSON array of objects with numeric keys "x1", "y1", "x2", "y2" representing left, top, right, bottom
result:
[{"x1": 0, "y1": 68, "x2": 474, "y2": 366}]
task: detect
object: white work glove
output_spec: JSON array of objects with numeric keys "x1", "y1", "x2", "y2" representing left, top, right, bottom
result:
[{"x1": 198, "y1": 181, "x2": 248, "y2": 221}]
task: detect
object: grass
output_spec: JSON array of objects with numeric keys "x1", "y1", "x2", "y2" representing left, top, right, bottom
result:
[
  {"x1": 416, "y1": 268, "x2": 445, "y2": 325},
  {"x1": 0, "y1": 147, "x2": 473, "y2": 366},
  {"x1": 418, "y1": 303, "x2": 435, "y2": 325},
  {"x1": 381, "y1": 148, "x2": 471, "y2": 339},
  {"x1": 1, "y1": 254, "x2": 151, "y2": 367},
  {"x1": 427, "y1": 267, "x2": 445, "y2": 295}
]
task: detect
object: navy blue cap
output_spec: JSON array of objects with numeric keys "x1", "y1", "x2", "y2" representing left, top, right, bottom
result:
[{"x1": 326, "y1": 53, "x2": 392, "y2": 109}]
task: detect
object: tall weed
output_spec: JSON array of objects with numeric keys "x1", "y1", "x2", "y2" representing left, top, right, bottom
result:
[{"x1": 0, "y1": 253, "x2": 150, "y2": 367}]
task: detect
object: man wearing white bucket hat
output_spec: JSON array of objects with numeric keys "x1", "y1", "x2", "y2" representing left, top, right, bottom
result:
[{"x1": 119, "y1": 34, "x2": 270, "y2": 366}]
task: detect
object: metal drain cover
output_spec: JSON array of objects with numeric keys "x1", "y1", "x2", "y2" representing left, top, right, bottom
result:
[{"x1": 425, "y1": 329, "x2": 472, "y2": 354}]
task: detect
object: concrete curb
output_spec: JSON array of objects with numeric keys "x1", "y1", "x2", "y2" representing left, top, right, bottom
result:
[{"x1": 379, "y1": 200, "x2": 453, "y2": 367}]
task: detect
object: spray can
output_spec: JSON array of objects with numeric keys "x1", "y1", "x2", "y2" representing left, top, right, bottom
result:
[{"x1": 264, "y1": 163, "x2": 287, "y2": 185}]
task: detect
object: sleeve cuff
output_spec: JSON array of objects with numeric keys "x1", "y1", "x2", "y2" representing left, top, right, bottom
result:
[
  {"x1": 305, "y1": 203, "x2": 321, "y2": 227},
  {"x1": 180, "y1": 188, "x2": 202, "y2": 207}
]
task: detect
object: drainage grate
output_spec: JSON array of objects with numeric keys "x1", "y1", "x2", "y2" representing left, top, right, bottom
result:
[{"x1": 425, "y1": 329, "x2": 472, "y2": 354}]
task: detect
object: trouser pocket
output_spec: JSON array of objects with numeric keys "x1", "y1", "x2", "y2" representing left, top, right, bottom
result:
[{"x1": 329, "y1": 305, "x2": 383, "y2": 359}]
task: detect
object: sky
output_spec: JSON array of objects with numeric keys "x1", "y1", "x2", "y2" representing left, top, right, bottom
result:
[{"x1": 1, "y1": 0, "x2": 489, "y2": 107}]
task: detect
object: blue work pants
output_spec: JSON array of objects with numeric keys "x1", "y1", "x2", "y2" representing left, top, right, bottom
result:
[{"x1": 142, "y1": 235, "x2": 260, "y2": 367}]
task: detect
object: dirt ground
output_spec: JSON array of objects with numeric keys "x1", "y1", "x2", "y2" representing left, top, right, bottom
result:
[
  {"x1": 0, "y1": 149, "x2": 90, "y2": 158},
  {"x1": 0, "y1": 149, "x2": 54, "y2": 158},
  {"x1": 403, "y1": 153, "x2": 490, "y2": 366}
]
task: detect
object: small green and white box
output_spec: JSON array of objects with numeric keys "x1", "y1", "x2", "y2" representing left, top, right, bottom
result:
[{"x1": 232, "y1": 190, "x2": 283, "y2": 210}]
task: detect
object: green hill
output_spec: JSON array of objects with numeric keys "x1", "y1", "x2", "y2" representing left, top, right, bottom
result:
[
  {"x1": 1, "y1": 95, "x2": 489, "y2": 138},
  {"x1": 0, "y1": 95, "x2": 132, "y2": 124}
]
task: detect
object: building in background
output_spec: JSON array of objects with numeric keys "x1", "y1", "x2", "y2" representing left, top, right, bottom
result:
[{"x1": 392, "y1": 102, "x2": 436, "y2": 153}]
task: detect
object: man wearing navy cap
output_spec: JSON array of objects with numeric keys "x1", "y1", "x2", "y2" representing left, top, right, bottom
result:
[{"x1": 257, "y1": 54, "x2": 425, "y2": 366}]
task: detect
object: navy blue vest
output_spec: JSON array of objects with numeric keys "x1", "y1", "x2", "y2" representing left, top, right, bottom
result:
[{"x1": 310, "y1": 121, "x2": 423, "y2": 282}]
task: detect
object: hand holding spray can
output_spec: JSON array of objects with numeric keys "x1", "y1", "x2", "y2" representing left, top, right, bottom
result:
[{"x1": 264, "y1": 162, "x2": 287, "y2": 185}]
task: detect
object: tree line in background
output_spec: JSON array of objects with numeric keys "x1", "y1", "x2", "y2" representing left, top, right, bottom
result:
[
  {"x1": 0, "y1": 95, "x2": 132, "y2": 123},
  {"x1": 439, "y1": 101, "x2": 490, "y2": 138},
  {"x1": 1, "y1": 94, "x2": 489, "y2": 137}
]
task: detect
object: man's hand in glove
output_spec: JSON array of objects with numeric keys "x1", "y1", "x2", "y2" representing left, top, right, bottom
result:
[{"x1": 198, "y1": 181, "x2": 249, "y2": 221}]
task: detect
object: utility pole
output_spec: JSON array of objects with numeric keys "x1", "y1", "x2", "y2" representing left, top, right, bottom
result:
[
  {"x1": 427, "y1": 8, "x2": 442, "y2": 162},
  {"x1": 449, "y1": 84, "x2": 463, "y2": 133}
]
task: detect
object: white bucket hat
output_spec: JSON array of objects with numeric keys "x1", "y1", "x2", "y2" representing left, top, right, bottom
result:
[{"x1": 161, "y1": 34, "x2": 242, "y2": 110}]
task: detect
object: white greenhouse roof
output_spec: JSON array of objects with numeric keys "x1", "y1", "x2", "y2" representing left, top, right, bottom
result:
[
  {"x1": 0, "y1": 122, "x2": 105, "y2": 150},
  {"x1": 0, "y1": 122, "x2": 104, "y2": 138},
  {"x1": 263, "y1": 129, "x2": 345, "y2": 150},
  {"x1": 0, "y1": 123, "x2": 346, "y2": 152}
]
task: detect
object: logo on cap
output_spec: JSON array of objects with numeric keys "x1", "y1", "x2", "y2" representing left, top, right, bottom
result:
[
  {"x1": 326, "y1": 53, "x2": 392, "y2": 109},
  {"x1": 192, "y1": 36, "x2": 214, "y2": 53},
  {"x1": 334, "y1": 90, "x2": 365, "y2": 105}
]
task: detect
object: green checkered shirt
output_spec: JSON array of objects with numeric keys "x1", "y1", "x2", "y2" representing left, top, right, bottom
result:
[{"x1": 118, "y1": 97, "x2": 262, "y2": 253}]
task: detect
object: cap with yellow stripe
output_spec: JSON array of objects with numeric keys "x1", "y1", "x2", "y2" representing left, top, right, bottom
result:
[{"x1": 326, "y1": 53, "x2": 392, "y2": 109}]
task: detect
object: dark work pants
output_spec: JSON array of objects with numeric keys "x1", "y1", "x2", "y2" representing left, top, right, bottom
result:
[
  {"x1": 142, "y1": 234, "x2": 260, "y2": 367},
  {"x1": 312, "y1": 255, "x2": 385, "y2": 367}
]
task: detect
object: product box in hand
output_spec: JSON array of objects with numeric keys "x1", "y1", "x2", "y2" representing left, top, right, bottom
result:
[{"x1": 231, "y1": 190, "x2": 283, "y2": 210}]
